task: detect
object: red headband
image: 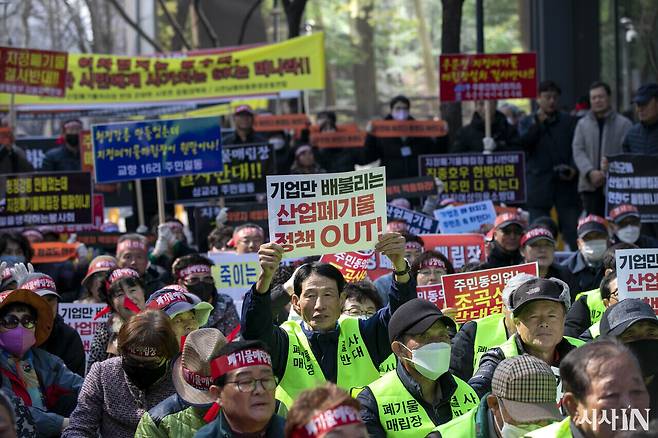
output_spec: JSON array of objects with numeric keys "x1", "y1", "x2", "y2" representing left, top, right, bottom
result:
[
  {"x1": 147, "y1": 291, "x2": 189, "y2": 311},
  {"x1": 228, "y1": 226, "x2": 265, "y2": 248},
  {"x1": 107, "y1": 268, "x2": 140, "y2": 286},
  {"x1": 405, "y1": 241, "x2": 423, "y2": 251},
  {"x1": 165, "y1": 221, "x2": 183, "y2": 231},
  {"x1": 178, "y1": 264, "x2": 211, "y2": 280},
  {"x1": 420, "y1": 258, "x2": 446, "y2": 270},
  {"x1": 116, "y1": 239, "x2": 148, "y2": 254},
  {"x1": 520, "y1": 227, "x2": 554, "y2": 247},
  {"x1": 210, "y1": 348, "x2": 272, "y2": 380},
  {"x1": 290, "y1": 404, "x2": 362, "y2": 438},
  {"x1": 21, "y1": 276, "x2": 57, "y2": 293},
  {"x1": 182, "y1": 367, "x2": 214, "y2": 391}
]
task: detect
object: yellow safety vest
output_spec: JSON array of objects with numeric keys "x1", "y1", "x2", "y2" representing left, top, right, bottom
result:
[
  {"x1": 378, "y1": 354, "x2": 397, "y2": 375},
  {"x1": 367, "y1": 370, "x2": 479, "y2": 437},
  {"x1": 574, "y1": 289, "x2": 606, "y2": 324},
  {"x1": 472, "y1": 313, "x2": 509, "y2": 371},
  {"x1": 276, "y1": 318, "x2": 381, "y2": 408},
  {"x1": 430, "y1": 402, "x2": 479, "y2": 437},
  {"x1": 588, "y1": 320, "x2": 601, "y2": 339},
  {"x1": 499, "y1": 335, "x2": 584, "y2": 359},
  {"x1": 525, "y1": 418, "x2": 572, "y2": 437}
]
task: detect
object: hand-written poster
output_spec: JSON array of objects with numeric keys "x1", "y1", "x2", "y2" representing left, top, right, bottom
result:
[
  {"x1": 267, "y1": 167, "x2": 387, "y2": 258},
  {"x1": 442, "y1": 262, "x2": 538, "y2": 323}
]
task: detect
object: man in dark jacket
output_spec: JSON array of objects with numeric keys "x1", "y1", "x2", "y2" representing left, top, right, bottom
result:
[
  {"x1": 623, "y1": 83, "x2": 658, "y2": 155},
  {"x1": 451, "y1": 100, "x2": 520, "y2": 154},
  {"x1": 41, "y1": 119, "x2": 82, "y2": 171},
  {"x1": 0, "y1": 124, "x2": 34, "y2": 174},
  {"x1": 222, "y1": 105, "x2": 267, "y2": 146},
  {"x1": 361, "y1": 95, "x2": 438, "y2": 179},
  {"x1": 518, "y1": 81, "x2": 580, "y2": 249},
  {"x1": 481, "y1": 213, "x2": 525, "y2": 269},
  {"x1": 315, "y1": 110, "x2": 360, "y2": 173},
  {"x1": 561, "y1": 215, "x2": 608, "y2": 296}
]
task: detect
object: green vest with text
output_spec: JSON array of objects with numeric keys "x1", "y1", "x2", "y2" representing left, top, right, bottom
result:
[
  {"x1": 525, "y1": 418, "x2": 572, "y2": 437},
  {"x1": 473, "y1": 313, "x2": 508, "y2": 371},
  {"x1": 276, "y1": 317, "x2": 381, "y2": 408},
  {"x1": 575, "y1": 289, "x2": 606, "y2": 324},
  {"x1": 498, "y1": 335, "x2": 585, "y2": 359},
  {"x1": 367, "y1": 370, "x2": 479, "y2": 437},
  {"x1": 378, "y1": 354, "x2": 397, "y2": 375},
  {"x1": 431, "y1": 402, "x2": 479, "y2": 438},
  {"x1": 588, "y1": 320, "x2": 601, "y2": 339}
]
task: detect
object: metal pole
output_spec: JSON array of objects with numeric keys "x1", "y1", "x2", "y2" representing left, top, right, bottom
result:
[
  {"x1": 135, "y1": 179, "x2": 146, "y2": 227},
  {"x1": 156, "y1": 177, "x2": 166, "y2": 224}
]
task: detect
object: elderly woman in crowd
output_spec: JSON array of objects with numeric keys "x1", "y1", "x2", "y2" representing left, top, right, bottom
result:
[
  {"x1": 0, "y1": 289, "x2": 82, "y2": 437},
  {"x1": 75, "y1": 256, "x2": 118, "y2": 305},
  {"x1": 86, "y1": 267, "x2": 146, "y2": 371},
  {"x1": 63, "y1": 310, "x2": 178, "y2": 438}
]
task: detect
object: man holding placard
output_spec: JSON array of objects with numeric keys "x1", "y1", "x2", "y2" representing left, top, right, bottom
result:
[{"x1": 241, "y1": 231, "x2": 411, "y2": 409}]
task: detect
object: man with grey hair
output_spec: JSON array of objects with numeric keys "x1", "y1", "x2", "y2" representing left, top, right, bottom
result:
[
  {"x1": 469, "y1": 276, "x2": 584, "y2": 399},
  {"x1": 449, "y1": 272, "x2": 534, "y2": 381}
]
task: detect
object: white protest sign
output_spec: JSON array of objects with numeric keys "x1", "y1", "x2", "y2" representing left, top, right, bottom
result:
[
  {"x1": 616, "y1": 248, "x2": 658, "y2": 313},
  {"x1": 267, "y1": 167, "x2": 387, "y2": 258},
  {"x1": 435, "y1": 200, "x2": 496, "y2": 234},
  {"x1": 207, "y1": 252, "x2": 260, "y2": 314},
  {"x1": 58, "y1": 303, "x2": 109, "y2": 362}
]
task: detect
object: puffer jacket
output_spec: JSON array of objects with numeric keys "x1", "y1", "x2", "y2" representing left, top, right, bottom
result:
[
  {"x1": 0, "y1": 348, "x2": 83, "y2": 437},
  {"x1": 135, "y1": 394, "x2": 207, "y2": 438}
]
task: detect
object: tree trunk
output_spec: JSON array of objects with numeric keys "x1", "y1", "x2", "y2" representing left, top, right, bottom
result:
[
  {"x1": 351, "y1": 0, "x2": 378, "y2": 123},
  {"x1": 85, "y1": 0, "x2": 114, "y2": 53},
  {"x1": 440, "y1": 0, "x2": 465, "y2": 143},
  {"x1": 413, "y1": 0, "x2": 437, "y2": 113},
  {"x1": 171, "y1": 0, "x2": 191, "y2": 51},
  {"x1": 282, "y1": 0, "x2": 308, "y2": 39},
  {"x1": 310, "y1": 1, "x2": 335, "y2": 108}
]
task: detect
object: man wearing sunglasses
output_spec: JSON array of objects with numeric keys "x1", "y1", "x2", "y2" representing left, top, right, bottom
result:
[
  {"x1": 196, "y1": 340, "x2": 285, "y2": 437},
  {"x1": 0, "y1": 289, "x2": 82, "y2": 437},
  {"x1": 482, "y1": 213, "x2": 526, "y2": 269}
]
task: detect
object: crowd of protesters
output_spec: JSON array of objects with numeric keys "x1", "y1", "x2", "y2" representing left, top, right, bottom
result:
[{"x1": 0, "y1": 79, "x2": 655, "y2": 438}]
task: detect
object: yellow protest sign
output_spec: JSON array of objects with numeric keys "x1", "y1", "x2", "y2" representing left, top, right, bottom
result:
[{"x1": 0, "y1": 33, "x2": 325, "y2": 108}]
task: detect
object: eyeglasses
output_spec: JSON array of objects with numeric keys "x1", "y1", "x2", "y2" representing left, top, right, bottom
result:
[
  {"x1": 344, "y1": 309, "x2": 375, "y2": 318},
  {"x1": 184, "y1": 277, "x2": 215, "y2": 286},
  {"x1": 225, "y1": 376, "x2": 278, "y2": 393},
  {"x1": 0, "y1": 315, "x2": 36, "y2": 330}
]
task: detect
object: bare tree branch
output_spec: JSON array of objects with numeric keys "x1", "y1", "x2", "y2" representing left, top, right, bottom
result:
[
  {"x1": 239, "y1": 0, "x2": 263, "y2": 45},
  {"x1": 107, "y1": 0, "x2": 164, "y2": 52},
  {"x1": 156, "y1": 0, "x2": 191, "y2": 50},
  {"x1": 61, "y1": 0, "x2": 90, "y2": 52},
  {"x1": 193, "y1": 0, "x2": 218, "y2": 47}
]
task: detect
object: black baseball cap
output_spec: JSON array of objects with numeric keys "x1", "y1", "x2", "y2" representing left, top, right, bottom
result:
[
  {"x1": 388, "y1": 298, "x2": 456, "y2": 344},
  {"x1": 633, "y1": 83, "x2": 658, "y2": 105},
  {"x1": 509, "y1": 277, "x2": 568, "y2": 316},
  {"x1": 599, "y1": 299, "x2": 658, "y2": 337}
]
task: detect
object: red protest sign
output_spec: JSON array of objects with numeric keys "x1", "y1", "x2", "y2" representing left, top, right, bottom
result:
[
  {"x1": 320, "y1": 251, "x2": 371, "y2": 283},
  {"x1": 419, "y1": 234, "x2": 485, "y2": 270},
  {"x1": 310, "y1": 130, "x2": 367, "y2": 148},
  {"x1": 0, "y1": 47, "x2": 68, "y2": 97},
  {"x1": 31, "y1": 242, "x2": 80, "y2": 264},
  {"x1": 309, "y1": 124, "x2": 359, "y2": 133},
  {"x1": 80, "y1": 130, "x2": 93, "y2": 173},
  {"x1": 366, "y1": 252, "x2": 394, "y2": 281},
  {"x1": 417, "y1": 283, "x2": 445, "y2": 309},
  {"x1": 253, "y1": 114, "x2": 310, "y2": 132},
  {"x1": 441, "y1": 262, "x2": 538, "y2": 323},
  {"x1": 439, "y1": 53, "x2": 537, "y2": 102},
  {"x1": 370, "y1": 120, "x2": 448, "y2": 138}
]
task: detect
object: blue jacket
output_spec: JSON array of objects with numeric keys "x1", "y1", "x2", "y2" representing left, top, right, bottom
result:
[
  {"x1": 622, "y1": 121, "x2": 658, "y2": 155},
  {"x1": 0, "y1": 348, "x2": 83, "y2": 437},
  {"x1": 194, "y1": 411, "x2": 285, "y2": 438}
]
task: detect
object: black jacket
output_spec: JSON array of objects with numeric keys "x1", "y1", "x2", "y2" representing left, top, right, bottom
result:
[
  {"x1": 561, "y1": 252, "x2": 604, "y2": 297},
  {"x1": 240, "y1": 278, "x2": 416, "y2": 382},
  {"x1": 451, "y1": 111, "x2": 520, "y2": 154},
  {"x1": 41, "y1": 145, "x2": 80, "y2": 171},
  {"x1": 357, "y1": 363, "x2": 466, "y2": 438},
  {"x1": 222, "y1": 130, "x2": 267, "y2": 146},
  {"x1": 481, "y1": 242, "x2": 523, "y2": 270},
  {"x1": 468, "y1": 334, "x2": 579, "y2": 399},
  {"x1": 41, "y1": 315, "x2": 85, "y2": 376},
  {"x1": 360, "y1": 115, "x2": 439, "y2": 179},
  {"x1": 0, "y1": 145, "x2": 34, "y2": 174},
  {"x1": 518, "y1": 112, "x2": 579, "y2": 209},
  {"x1": 564, "y1": 293, "x2": 596, "y2": 338},
  {"x1": 545, "y1": 263, "x2": 580, "y2": 303},
  {"x1": 143, "y1": 264, "x2": 171, "y2": 299}
]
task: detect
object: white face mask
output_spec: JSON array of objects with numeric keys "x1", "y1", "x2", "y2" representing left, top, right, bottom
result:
[
  {"x1": 494, "y1": 411, "x2": 543, "y2": 438},
  {"x1": 269, "y1": 138, "x2": 286, "y2": 151},
  {"x1": 392, "y1": 109, "x2": 409, "y2": 121},
  {"x1": 400, "y1": 342, "x2": 451, "y2": 380},
  {"x1": 581, "y1": 239, "x2": 608, "y2": 263},
  {"x1": 617, "y1": 225, "x2": 641, "y2": 244}
]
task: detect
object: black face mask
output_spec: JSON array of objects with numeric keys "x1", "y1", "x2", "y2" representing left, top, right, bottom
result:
[
  {"x1": 626, "y1": 339, "x2": 658, "y2": 378},
  {"x1": 122, "y1": 359, "x2": 168, "y2": 390},
  {"x1": 65, "y1": 134, "x2": 80, "y2": 147},
  {"x1": 186, "y1": 283, "x2": 215, "y2": 303}
]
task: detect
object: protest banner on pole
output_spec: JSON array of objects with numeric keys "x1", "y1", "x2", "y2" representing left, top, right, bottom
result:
[
  {"x1": 419, "y1": 152, "x2": 526, "y2": 204},
  {"x1": 606, "y1": 154, "x2": 658, "y2": 222},
  {"x1": 1, "y1": 33, "x2": 325, "y2": 108},
  {"x1": 207, "y1": 253, "x2": 261, "y2": 314},
  {"x1": 59, "y1": 303, "x2": 109, "y2": 361},
  {"x1": 319, "y1": 251, "x2": 372, "y2": 283},
  {"x1": 0, "y1": 172, "x2": 93, "y2": 228},
  {"x1": 419, "y1": 234, "x2": 486, "y2": 270},
  {"x1": 0, "y1": 47, "x2": 69, "y2": 97},
  {"x1": 439, "y1": 53, "x2": 537, "y2": 102},
  {"x1": 416, "y1": 284, "x2": 445, "y2": 309},
  {"x1": 92, "y1": 116, "x2": 222, "y2": 183},
  {"x1": 370, "y1": 120, "x2": 448, "y2": 138},
  {"x1": 267, "y1": 167, "x2": 387, "y2": 259},
  {"x1": 616, "y1": 248, "x2": 658, "y2": 313},
  {"x1": 386, "y1": 203, "x2": 441, "y2": 235},
  {"x1": 31, "y1": 242, "x2": 80, "y2": 264},
  {"x1": 167, "y1": 143, "x2": 275, "y2": 203},
  {"x1": 253, "y1": 114, "x2": 310, "y2": 132},
  {"x1": 442, "y1": 262, "x2": 538, "y2": 323},
  {"x1": 386, "y1": 176, "x2": 437, "y2": 199},
  {"x1": 435, "y1": 200, "x2": 497, "y2": 234}
]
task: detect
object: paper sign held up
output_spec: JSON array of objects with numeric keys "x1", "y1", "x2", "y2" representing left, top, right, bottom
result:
[{"x1": 616, "y1": 248, "x2": 658, "y2": 314}]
